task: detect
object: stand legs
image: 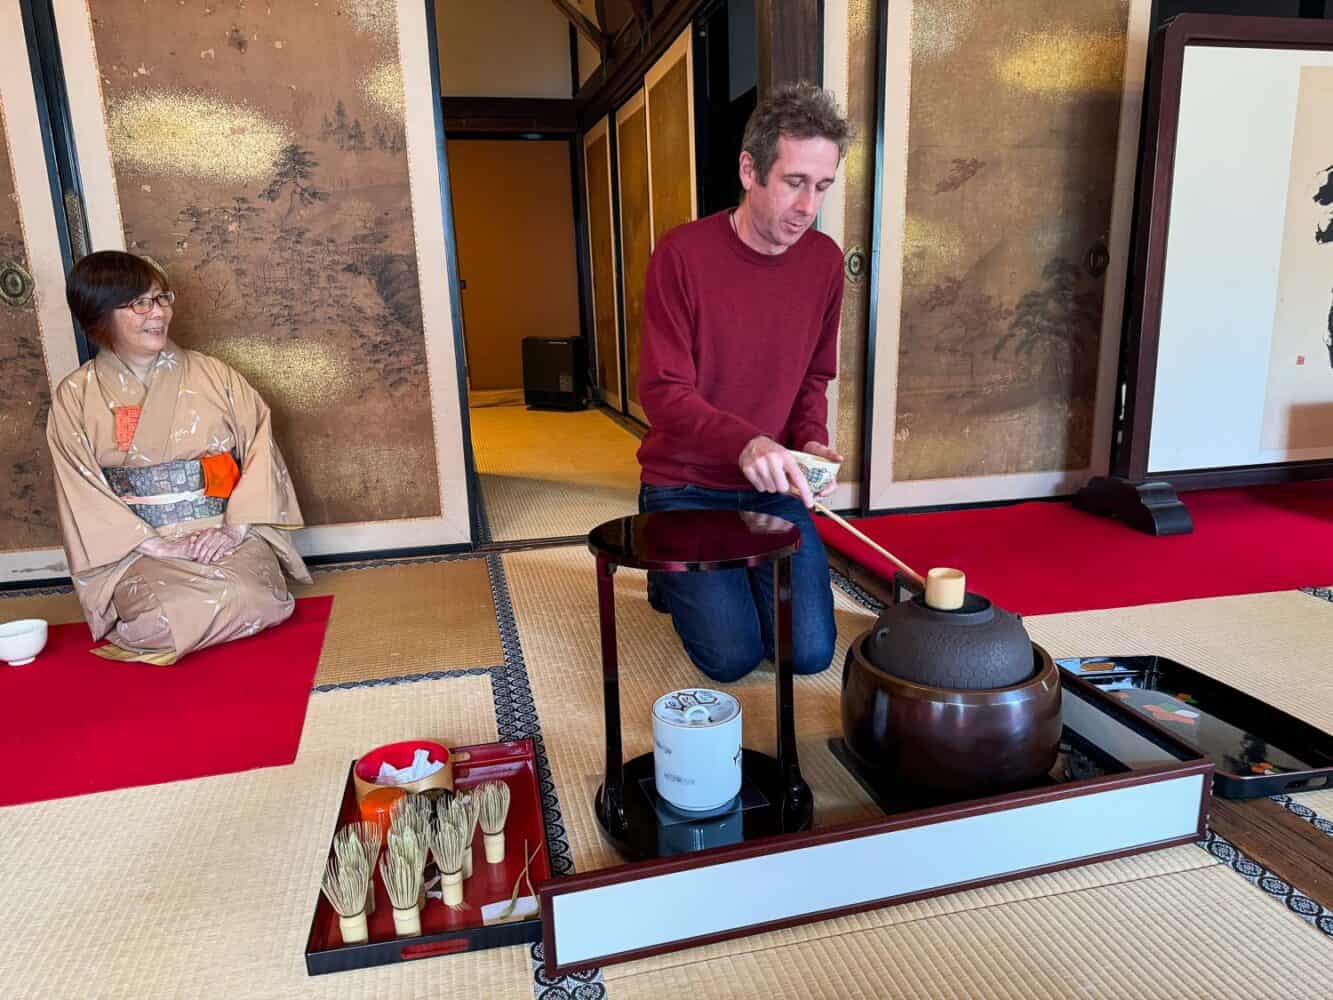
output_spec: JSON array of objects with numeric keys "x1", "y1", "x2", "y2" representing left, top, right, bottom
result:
[
  {"x1": 773, "y1": 555, "x2": 811, "y2": 826},
  {"x1": 596, "y1": 555, "x2": 625, "y2": 835}
]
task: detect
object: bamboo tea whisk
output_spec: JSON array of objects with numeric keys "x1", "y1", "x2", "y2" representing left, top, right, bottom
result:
[
  {"x1": 476, "y1": 780, "x2": 512, "y2": 864},
  {"x1": 440, "y1": 793, "x2": 480, "y2": 878},
  {"x1": 380, "y1": 849, "x2": 424, "y2": 937},
  {"x1": 389, "y1": 792, "x2": 432, "y2": 842},
  {"x1": 320, "y1": 854, "x2": 370, "y2": 945},
  {"x1": 333, "y1": 823, "x2": 379, "y2": 916},
  {"x1": 353, "y1": 820, "x2": 383, "y2": 914},
  {"x1": 432, "y1": 820, "x2": 470, "y2": 907}
]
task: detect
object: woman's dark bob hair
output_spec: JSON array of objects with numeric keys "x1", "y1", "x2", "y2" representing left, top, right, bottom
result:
[{"x1": 66, "y1": 250, "x2": 171, "y2": 348}]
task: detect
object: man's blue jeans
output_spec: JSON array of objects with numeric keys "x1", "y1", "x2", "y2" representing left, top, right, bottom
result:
[{"x1": 639, "y1": 484, "x2": 837, "y2": 683}]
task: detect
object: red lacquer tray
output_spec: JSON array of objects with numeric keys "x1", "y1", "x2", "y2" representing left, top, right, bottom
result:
[{"x1": 305, "y1": 739, "x2": 550, "y2": 975}]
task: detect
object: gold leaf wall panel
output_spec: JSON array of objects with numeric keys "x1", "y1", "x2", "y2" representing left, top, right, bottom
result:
[
  {"x1": 832, "y1": 0, "x2": 878, "y2": 482},
  {"x1": 585, "y1": 129, "x2": 620, "y2": 402},
  {"x1": 617, "y1": 101, "x2": 651, "y2": 418},
  {"x1": 893, "y1": 0, "x2": 1129, "y2": 480},
  {"x1": 84, "y1": 0, "x2": 440, "y2": 525},
  {"x1": 0, "y1": 102, "x2": 61, "y2": 549},
  {"x1": 647, "y1": 57, "x2": 693, "y2": 245}
]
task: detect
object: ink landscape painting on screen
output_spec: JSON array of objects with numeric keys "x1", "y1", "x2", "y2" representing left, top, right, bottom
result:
[
  {"x1": 893, "y1": 0, "x2": 1129, "y2": 481},
  {"x1": 87, "y1": 0, "x2": 440, "y2": 526},
  {"x1": 0, "y1": 103, "x2": 61, "y2": 549}
]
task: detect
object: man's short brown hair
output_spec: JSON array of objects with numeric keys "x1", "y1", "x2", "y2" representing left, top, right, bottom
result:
[{"x1": 741, "y1": 82, "x2": 851, "y2": 186}]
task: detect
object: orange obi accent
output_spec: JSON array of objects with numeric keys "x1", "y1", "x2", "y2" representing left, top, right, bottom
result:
[
  {"x1": 113, "y1": 406, "x2": 142, "y2": 452},
  {"x1": 201, "y1": 451, "x2": 241, "y2": 499}
]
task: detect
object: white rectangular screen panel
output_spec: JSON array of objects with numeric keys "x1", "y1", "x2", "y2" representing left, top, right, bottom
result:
[{"x1": 1151, "y1": 45, "x2": 1333, "y2": 472}]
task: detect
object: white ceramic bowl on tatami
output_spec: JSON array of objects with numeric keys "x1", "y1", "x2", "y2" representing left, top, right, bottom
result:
[
  {"x1": 652, "y1": 689, "x2": 743, "y2": 813},
  {"x1": 0, "y1": 619, "x2": 48, "y2": 666}
]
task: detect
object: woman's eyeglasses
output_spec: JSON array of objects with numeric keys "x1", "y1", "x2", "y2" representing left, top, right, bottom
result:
[{"x1": 121, "y1": 291, "x2": 176, "y2": 315}]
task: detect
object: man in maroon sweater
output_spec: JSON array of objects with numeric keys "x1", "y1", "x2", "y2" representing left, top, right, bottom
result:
[{"x1": 637, "y1": 82, "x2": 849, "y2": 682}]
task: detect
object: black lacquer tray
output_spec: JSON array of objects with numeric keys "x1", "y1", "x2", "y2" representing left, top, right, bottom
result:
[{"x1": 1057, "y1": 656, "x2": 1333, "y2": 798}]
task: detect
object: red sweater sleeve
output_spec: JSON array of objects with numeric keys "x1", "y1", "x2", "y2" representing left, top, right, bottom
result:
[
  {"x1": 784, "y1": 266, "x2": 843, "y2": 450},
  {"x1": 638, "y1": 242, "x2": 767, "y2": 465}
]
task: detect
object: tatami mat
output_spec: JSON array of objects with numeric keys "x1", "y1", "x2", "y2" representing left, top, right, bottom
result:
[
  {"x1": 470, "y1": 403, "x2": 641, "y2": 541},
  {"x1": 5, "y1": 552, "x2": 1331, "y2": 999},
  {"x1": 604, "y1": 865, "x2": 1331, "y2": 999},
  {"x1": 1024, "y1": 590, "x2": 1333, "y2": 732},
  {"x1": 294, "y1": 558, "x2": 503, "y2": 686},
  {"x1": 0, "y1": 557, "x2": 503, "y2": 689},
  {"x1": 0, "y1": 674, "x2": 537, "y2": 1000},
  {"x1": 499, "y1": 546, "x2": 1329, "y2": 988},
  {"x1": 0, "y1": 587, "x2": 82, "y2": 625},
  {"x1": 1292, "y1": 788, "x2": 1333, "y2": 816}
]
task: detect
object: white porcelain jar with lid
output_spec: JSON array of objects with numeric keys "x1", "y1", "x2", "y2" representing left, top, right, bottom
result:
[{"x1": 652, "y1": 688, "x2": 743, "y2": 812}]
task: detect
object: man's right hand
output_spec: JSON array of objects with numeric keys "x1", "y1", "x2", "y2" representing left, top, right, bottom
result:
[{"x1": 739, "y1": 435, "x2": 814, "y2": 508}]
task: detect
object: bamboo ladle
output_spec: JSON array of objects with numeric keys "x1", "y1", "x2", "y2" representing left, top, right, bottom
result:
[{"x1": 809, "y1": 501, "x2": 966, "y2": 611}]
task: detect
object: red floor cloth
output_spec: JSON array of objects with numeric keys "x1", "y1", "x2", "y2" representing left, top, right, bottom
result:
[
  {"x1": 818, "y1": 483, "x2": 1333, "y2": 616},
  {"x1": 0, "y1": 595, "x2": 333, "y2": 807}
]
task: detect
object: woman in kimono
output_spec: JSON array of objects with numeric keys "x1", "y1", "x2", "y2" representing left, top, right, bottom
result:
[{"x1": 47, "y1": 251, "x2": 311, "y2": 664}]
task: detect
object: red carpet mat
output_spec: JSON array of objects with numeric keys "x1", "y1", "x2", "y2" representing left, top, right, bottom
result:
[
  {"x1": 0, "y1": 595, "x2": 333, "y2": 807},
  {"x1": 818, "y1": 483, "x2": 1333, "y2": 616}
]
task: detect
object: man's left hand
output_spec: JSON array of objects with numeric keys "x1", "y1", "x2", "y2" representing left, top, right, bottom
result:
[{"x1": 801, "y1": 441, "x2": 844, "y2": 498}]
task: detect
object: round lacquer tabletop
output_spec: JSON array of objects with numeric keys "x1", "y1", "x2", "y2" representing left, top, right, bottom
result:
[{"x1": 587, "y1": 510, "x2": 801, "y2": 572}]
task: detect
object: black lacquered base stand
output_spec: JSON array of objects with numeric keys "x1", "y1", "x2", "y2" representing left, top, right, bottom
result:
[{"x1": 588, "y1": 511, "x2": 815, "y2": 861}]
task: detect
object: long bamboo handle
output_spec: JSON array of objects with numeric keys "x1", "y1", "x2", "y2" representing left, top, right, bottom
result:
[{"x1": 812, "y1": 502, "x2": 924, "y2": 586}]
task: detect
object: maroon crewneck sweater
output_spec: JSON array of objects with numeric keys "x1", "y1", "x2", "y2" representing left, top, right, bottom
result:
[{"x1": 636, "y1": 210, "x2": 844, "y2": 489}]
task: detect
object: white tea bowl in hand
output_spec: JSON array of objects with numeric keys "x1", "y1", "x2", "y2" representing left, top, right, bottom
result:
[
  {"x1": 788, "y1": 450, "x2": 841, "y2": 496},
  {"x1": 0, "y1": 619, "x2": 48, "y2": 666}
]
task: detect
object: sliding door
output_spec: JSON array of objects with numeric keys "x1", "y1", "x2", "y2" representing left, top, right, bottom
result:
[
  {"x1": 0, "y1": 5, "x2": 82, "y2": 583},
  {"x1": 615, "y1": 90, "x2": 651, "y2": 425},
  {"x1": 50, "y1": 0, "x2": 470, "y2": 553},
  {"x1": 645, "y1": 28, "x2": 697, "y2": 246},
  {"x1": 863, "y1": 0, "x2": 1150, "y2": 510},
  {"x1": 583, "y1": 114, "x2": 622, "y2": 410}
]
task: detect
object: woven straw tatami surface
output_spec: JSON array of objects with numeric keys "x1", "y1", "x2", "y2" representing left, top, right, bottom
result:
[
  {"x1": 601, "y1": 865, "x2": 1328, "y2": 999},
  {"x1": 295, "y1": 557, "x2": 503, "y2": 685},
  {"x1": 470, "y1": 403, "x2": 641, "y2": 541},
  {"x1": 3, "y1": 553, "x2": 1331, "y2": 999},
  {"x1": 0, "y1": 587, "x2": 82, "y2": 624},
  {"x1": 1025, "y1": 590, "x2": 1333, "y2": 731},
  {"x1": 0, "y1": 557, "x2": 504, "y2": 687},
  {"x1": 502, "y1": 546, "x2": 1333, "y2": 992},
  {"x1": 0, "y1": 674, "x2": 536, "y2": 999}
]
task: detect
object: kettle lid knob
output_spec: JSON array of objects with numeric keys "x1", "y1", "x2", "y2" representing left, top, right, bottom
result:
[{"x1": 924, "y1": 567, "x2": 966, "y2": 611}]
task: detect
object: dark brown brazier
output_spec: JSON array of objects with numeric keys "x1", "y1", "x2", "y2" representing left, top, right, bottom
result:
[{"x1": 842, "y1": 571, "x2": 1062, "y2": 796}]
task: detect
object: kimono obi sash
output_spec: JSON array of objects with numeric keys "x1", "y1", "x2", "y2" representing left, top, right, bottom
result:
[{"x1": 103, "y1": 459, "x2": 227, "y2": 529}]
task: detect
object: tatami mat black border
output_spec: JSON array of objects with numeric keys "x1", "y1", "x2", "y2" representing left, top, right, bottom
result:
[
  {"x1": 1270, "y1": 794, "x2": 1333, "y2": 838},
  {"x1": 1201, "y1": 830, "x2": 1333, "y2": 937}
]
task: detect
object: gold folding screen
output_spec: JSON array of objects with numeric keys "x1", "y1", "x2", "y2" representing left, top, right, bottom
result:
[
  {"x1": 52, "y1": 0, "x2": 470, "y2": 554},
  {"x1": 615, "y1": 91, "x2": 652, "y2": 424},
  {"x1": 0, "y1": 4, "x2": 83, "y2": 582},
  {"x1": 0, "y1": 107, "x2": 60, "y2": 552},
  {"x1": 607, "y1": 27, "x2": 697, "y2": 426},
  {"x1": 646, "y1": 31, "x2": 696, "y2": 246},
  {"x1": 583, "y1": 116, "x2": 622, "y2": 409},
  {"x1": 864, "y1": 0, "x2": 1150, "y2": 509}
]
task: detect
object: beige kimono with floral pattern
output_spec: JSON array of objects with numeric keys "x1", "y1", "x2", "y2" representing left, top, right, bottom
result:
[{"x1": 46, "y1": 341, "x2": 311, "y2": 664}]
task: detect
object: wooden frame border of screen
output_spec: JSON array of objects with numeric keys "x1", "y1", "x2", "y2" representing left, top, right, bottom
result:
[{"x1": 1115, "y1": 13, "x2": 1333, "y2": 490}]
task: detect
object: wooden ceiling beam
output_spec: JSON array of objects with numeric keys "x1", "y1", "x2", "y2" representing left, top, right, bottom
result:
[{"x1": 549, "y1": 0, "x2": 611, "y2": 60}]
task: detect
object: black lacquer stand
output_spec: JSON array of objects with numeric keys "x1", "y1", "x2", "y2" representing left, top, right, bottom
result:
[
  {"x1": 588, "y1": 511, "x2": 815, "y2": 861},
  {"x1": 1073, "y1": 476, "x2": 1193, "y2": 536}
]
